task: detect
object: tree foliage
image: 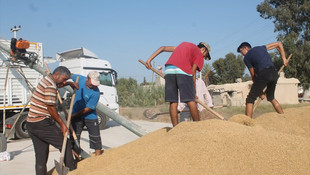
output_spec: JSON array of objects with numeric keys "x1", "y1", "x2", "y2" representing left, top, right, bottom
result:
[
  {"x1": 116, "y1": 78, "x2": 165, "y2": 107},
  {"x1": 211, "y1": 53, "x2": 245, "y2": 84},
  {"x1": 257, "y1": 0, "x2": 310, "y2": 89},
  {"x1": 201, "y1": 63, "x2": 213, "y2": 85},
  {"x1": 116, "y1": 78, "x2": 138, "y2": 105}
]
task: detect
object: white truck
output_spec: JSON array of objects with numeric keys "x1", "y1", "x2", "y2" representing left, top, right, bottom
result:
[
  {"x1": 57, "y1": 47, "x2": 119, "y2": 129},
  {"x1": 0, "y1": 38, "x2": 43, "y2": 139},
  {"x1": 0, "y1": 28, "x2": 145, "y2": 152},
  {"x1": 1, "y1": 41, "x2": 119, "y2": 140}
]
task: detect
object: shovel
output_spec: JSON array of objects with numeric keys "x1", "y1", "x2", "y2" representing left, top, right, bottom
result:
[
  {"x1": 55, "y1": 76, "x2": 79, "y2": 175},
  {"x1": 143, "y1": 109, "x2": 189, "y2": 119},
  {"x1": 44, "y1": 62, "x2": 90, "y2": 159}
]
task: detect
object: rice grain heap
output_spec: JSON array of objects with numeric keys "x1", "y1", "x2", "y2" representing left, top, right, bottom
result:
[{"x1": 67, "y1": 106, "x2": 310, "y2": 175}]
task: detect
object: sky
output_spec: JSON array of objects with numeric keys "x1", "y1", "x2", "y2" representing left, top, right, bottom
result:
[{"x1": 0, "y1": 0, "x2": 278, "y2": 83}]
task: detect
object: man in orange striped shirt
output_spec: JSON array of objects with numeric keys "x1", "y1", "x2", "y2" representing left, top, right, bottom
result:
[{"x1": 27, "y1": 66, "x2": 79, "y2": 175}]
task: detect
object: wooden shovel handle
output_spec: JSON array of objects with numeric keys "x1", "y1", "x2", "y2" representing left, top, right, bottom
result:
[
  {"x1": 196, "y1": 99, "x2": 225, "y2": 120},
  {"x1": 138, "y1": 59, "x2": 165, "y2": 78},
  {"x1": 59, "y1": 76, "x2": 79, "y2": 164}
]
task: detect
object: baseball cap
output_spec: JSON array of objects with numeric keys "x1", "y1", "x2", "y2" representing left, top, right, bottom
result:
[
  {"x1": 199, "y1": 42, "x2": 211, "y2": 60},
  {"x1": 237, "y1": 42, "x2": 251, "y2": 52},
  {"x1": 88, "y1": 71, "x2": 100, "y2": 86}
]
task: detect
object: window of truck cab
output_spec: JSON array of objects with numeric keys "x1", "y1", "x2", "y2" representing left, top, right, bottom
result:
[{"x1": 99, "y1": 70, "x2": 117, "y2": 86}]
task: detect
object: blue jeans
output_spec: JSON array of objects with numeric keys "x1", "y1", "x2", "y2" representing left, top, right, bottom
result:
[{"x1": 71, "y1": 118, "x2": 102, "y2": 150}]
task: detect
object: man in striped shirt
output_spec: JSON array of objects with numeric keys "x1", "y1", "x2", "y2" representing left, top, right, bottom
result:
[
  {"x1": 27, "y1": 66, "x2": 79, "y2": 175},
  {"x1": 146, "y1": 42, "x2": 211, "y2": 127}
]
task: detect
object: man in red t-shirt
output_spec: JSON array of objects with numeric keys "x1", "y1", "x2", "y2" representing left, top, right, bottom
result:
[{"x1": 146, "y1": 42, "x2": 211, "y2": 126}]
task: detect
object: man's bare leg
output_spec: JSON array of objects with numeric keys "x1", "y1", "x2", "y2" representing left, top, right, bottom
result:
[
  {"x1": 169, "y1": 102, "x2": 178, "y2": 127},
  {"x1": 95, "y1": 149, "x2": 103, "y2": 156},
  {"x1": 246, "y1": 103, "x2": 254, "y2": 118},
  {"x1": 270, "y1": 99, "x2": 284, "y2": 114},
  {"x1": 187, "y1": 101, "x2": 199, "y2": 121}
]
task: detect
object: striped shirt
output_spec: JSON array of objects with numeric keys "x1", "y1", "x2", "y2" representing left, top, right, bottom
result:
[{"x1": 27, "y1": 74, "x2": 57, "y2": 122}]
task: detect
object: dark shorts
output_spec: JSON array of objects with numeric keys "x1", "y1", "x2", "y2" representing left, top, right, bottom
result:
[
  {"x1": 71, "y1": 118, "x2": 102, "y2": 150},
  {"x1": 246, "y1": 67, "x2": 279, "y2": 104},
  {"x1": 27, "y1": 118, "x2": 76, "y2": 174},
  {"x1": 165, "y1": 74, "x2": 195, "y2": 103}
]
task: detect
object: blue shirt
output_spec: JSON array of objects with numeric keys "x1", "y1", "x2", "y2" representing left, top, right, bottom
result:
[
  {"x1": 244, "y1": 46, "x2": 274, "y2": 76},
  {"x1": 72, "y1": 74, "x2": 100, "y2": 120}
]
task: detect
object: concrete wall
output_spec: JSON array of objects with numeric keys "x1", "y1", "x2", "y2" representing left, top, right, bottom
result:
[
  {"x1": 274, "y1": 72, "x2": 300, "y2": 104},
  {"x1": 208, "y1": 73, "x2": 300, "y2": 106}
]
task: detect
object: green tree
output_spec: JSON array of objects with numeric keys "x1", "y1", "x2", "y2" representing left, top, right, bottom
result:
[
  {"x1": 116, "y1": 78, "x2": 138, "y2": 106},
  {"x1": 116, "y1": 77, "x2": 165, "y2": 107},
  {"x1": 201, "y1": 63, "x2": 214, "y2": 85},
  {"x1": 201, "y1": 63, "x2": 212, "y2": 78},
  {"x1": 257, "y1": 0, "x2": 310, "y2": 89},
  {"x1": 212, "y1": 53, "x2": 245, "y2": 84}
]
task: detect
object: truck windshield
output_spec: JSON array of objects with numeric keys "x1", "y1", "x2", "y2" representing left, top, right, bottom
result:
[{"x1": 99, "y1": 69, "x2": 117, "y2": 87}]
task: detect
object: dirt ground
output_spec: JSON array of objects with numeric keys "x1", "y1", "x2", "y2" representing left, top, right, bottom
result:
[
  {"x1": 120, "y1": 103, "x2": 310, "y2": 122},
  {"x1": 57, "y1": 105, "x2": 310, "y2": 175},
  {"x1": 120, "y1": 105, "x2": 224, "y2": 123}
]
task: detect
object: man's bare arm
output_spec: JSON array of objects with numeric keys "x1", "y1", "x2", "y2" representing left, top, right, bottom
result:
[
  {"x1": 71, "y1": 107, "x2": 93, "y2": 119},
  {"x1": 266, "y1": 42, "x2": 288, "y2": 66},
  {"x1": 192, "y1": 64, "x2": 198, "y2": 88},
  {"x1": 63, "y1": 81, "x2": 79, "y2": 90},
  {"x1": 146, "y1": 46, "x2": 176, "y2": 69},
  {"x1": 47, "y1": 105, "x2": 68, "y2": 136},
  {"x1": 249, "y1": 67, "x2": 255, "y2": 82}
]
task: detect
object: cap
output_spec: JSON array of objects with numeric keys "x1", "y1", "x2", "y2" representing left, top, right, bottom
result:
[
  {"x1": 88, "y1": 71, "x2": 100, "y2": 86},
  {"x1": 199, "y1": 42, "x2": 211, "y2": 60},
  {"x1": 237, "y1": 42, "x2": 251, "y2": 52}
]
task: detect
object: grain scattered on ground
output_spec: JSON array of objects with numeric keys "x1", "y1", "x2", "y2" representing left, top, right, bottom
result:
[{"x1": 55, "y1": 106, "x2": 310, "y2": 175}]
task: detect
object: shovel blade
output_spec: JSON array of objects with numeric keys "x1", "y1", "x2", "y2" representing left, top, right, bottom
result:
[
  {"x1": 54, "y1": 159, "x2": 70, "y2": 175},
  {"x1": 80, "y1": 149, "x2": 91, "y2": 158},
  {"x1": 73, "y1": 141, "x2": 91, "y2": 159}
]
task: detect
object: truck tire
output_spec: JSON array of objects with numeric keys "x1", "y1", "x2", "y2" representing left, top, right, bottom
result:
[
  {"x1": 0, "y1": 133, "x2": 6, "y2": 152},
  {"x1": 15, "y1": 113, "x2": 29, "y2": 139},
  {"x1": 97, "y1": 111, "x2": 108, "y2": 130}
]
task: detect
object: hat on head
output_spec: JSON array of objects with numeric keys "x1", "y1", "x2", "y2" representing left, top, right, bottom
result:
[
  {"x1": 88, "y1": 71, "x2": 100, "y2": 86},
  {"x1": 237, "y1": 42, "x2": 251, "y2": 52},
  {"x1": 199, "y1": 42, "x2": 211, "y2": 60}
]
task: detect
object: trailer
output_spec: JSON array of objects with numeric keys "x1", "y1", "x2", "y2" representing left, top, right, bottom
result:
[{"x1": 0, "y1": 38, "x2": 43, "y2": 139}]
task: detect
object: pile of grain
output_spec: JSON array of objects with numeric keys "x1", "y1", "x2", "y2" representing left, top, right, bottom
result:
[{"x1": 68, "y1": 106, "x2": 310, "y2": 175}]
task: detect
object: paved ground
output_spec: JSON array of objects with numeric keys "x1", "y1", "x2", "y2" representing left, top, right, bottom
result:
[{"x1": 0, "y1": 120, "x2": 171, "y2": 175}]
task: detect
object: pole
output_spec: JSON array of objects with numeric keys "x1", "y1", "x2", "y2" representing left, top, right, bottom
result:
[{"x1": 2, "y1": 64, "x2": 10, "y2": 135}]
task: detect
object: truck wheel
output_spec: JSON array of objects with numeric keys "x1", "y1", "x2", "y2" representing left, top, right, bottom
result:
[
  {"x1": 0, "y1": 133, "x2": 6, "y2": 152},
  {"x1": 97, "y1": 113, "x2": 108, "y2": 130},
  {"x1": 15, "y1": 113, "x2": 29, "y2": 139}
]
